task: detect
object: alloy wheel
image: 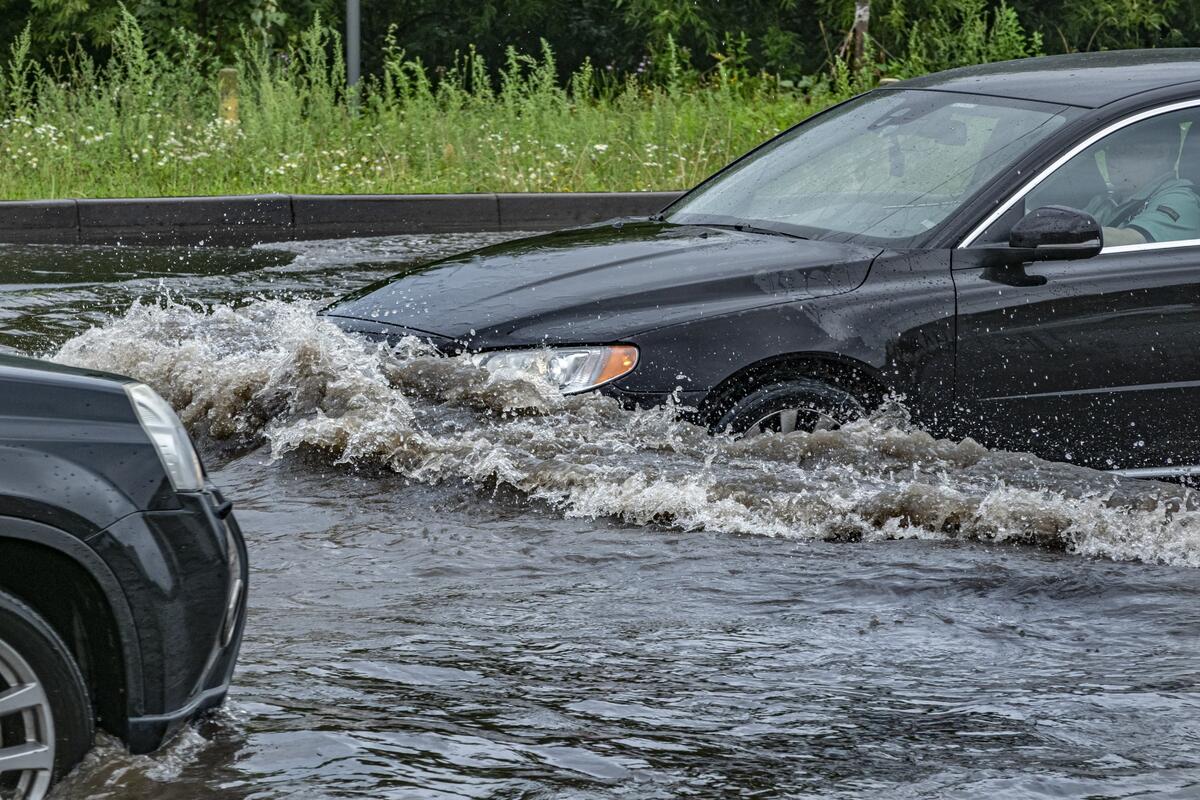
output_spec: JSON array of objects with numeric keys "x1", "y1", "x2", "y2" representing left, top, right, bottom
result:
[
  {"x1": 0, "y1": 637, "x2": 54, "y2": 800},
  {"x1": 741, "y1": 405, "x2": 840, "y2": 438}
]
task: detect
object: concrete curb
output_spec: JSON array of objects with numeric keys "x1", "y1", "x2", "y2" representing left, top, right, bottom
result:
[{"x1": 0, "y1": 191, "x2": 684, "y2": 245}]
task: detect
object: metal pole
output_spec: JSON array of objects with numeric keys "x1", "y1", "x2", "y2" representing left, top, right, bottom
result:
[
  {"x1": 851, "y1": 0, "x2": 869, "y2": 69},
  {"x1": 346, "y1": 0, "x2": 361, "y2": 87}
]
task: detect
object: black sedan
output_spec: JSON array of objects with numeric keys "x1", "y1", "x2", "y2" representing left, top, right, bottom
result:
[
  {"x1": 0, "y1": 356, "x2": 246, "y2": 798},
  {"x1": 327, "y1": 50, "x2": 1200, "y2": 476}
]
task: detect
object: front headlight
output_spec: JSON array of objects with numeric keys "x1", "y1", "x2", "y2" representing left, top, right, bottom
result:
[
  {"x1": 470, "y1": 345, "x2": 638, "y2": 394},
  {"x1": 125, "y1": 383, "x2": 205, "y2": 492}
]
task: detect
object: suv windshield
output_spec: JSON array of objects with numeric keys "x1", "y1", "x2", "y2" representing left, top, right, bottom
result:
[{"x1": 667, "y1": 89, "x2": 1078, "y2": 246}]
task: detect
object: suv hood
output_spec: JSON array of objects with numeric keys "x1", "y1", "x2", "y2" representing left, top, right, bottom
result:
[
  {"x1": 0, "y1": 353, "x2": 141, "y2": 426},
  {"x1": 323, "y1": 221, "x2": 880, "y2": 348}
]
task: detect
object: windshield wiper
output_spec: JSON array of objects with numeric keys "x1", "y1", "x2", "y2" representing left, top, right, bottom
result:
[
  {"x1": 690, "y1": 221, "x2": 809, "y2": 241},
  {"x1": 743, "y1": 224, "x2": 808, "y2": 240}
]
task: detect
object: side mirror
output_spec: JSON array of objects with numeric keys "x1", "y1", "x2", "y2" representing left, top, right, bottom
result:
[{"x1": 1008, "y1": 205, "x2": 1103, "y2": 261}]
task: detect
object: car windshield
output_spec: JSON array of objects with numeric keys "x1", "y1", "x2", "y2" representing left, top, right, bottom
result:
[{"x1": 666, "y1": 89, "x2": 1079, "y2": 246}]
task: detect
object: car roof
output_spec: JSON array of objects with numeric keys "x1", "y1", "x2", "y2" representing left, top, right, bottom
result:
[{"x1": 899, "y1": 49, "x2": 1200, "y2": 108}]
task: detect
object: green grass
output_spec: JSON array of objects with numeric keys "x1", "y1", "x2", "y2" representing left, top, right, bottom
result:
[{"x1": 0, "y1": 16, "x2": 865, "y2": 200}]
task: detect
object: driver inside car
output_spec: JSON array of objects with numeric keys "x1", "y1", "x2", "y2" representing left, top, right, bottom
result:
[{"x1": 1082, "y1": 118, "x2": 1200, "y2": 246}]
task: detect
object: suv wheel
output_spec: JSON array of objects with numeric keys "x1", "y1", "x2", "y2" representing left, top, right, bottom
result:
[
  {"x1": 0, "y1": 591, "x2": 93, "y2": 800},
  {"x1": 715, "y1": 378, "x2": 864, "y2": 437}
]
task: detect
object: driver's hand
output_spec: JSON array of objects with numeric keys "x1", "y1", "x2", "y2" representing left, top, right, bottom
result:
[{"x1": 1102, "y1": 226, "x2": 1147, "y2": 247}]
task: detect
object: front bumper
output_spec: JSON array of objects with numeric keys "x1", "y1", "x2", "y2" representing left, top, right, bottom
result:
[
  {"x1": 89, "y1": 489, "x2": 248, "y2": 754},
  {"x1": 603, "y1": 385, "x2": 708, "y2": 414}
]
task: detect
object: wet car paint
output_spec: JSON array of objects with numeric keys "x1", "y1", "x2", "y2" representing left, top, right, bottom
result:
[
  {"x1": 324, "y1": 222, "x2": 878, "y2": 346},
  {"x1": 322, "y1": 63, "x2": 1200, "y2": 473},
  {"x1": 0, "y1": 353, "x2": 247, "y2": 753}
]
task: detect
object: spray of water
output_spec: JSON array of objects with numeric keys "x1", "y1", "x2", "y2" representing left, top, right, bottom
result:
[{"x1": 52, "y1": 299, "x2": 1200, "y2": 567}]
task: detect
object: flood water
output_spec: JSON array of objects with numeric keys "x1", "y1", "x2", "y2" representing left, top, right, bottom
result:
[{"x1": 0, "y1": 234, "x2": 1196, "y2": 798}]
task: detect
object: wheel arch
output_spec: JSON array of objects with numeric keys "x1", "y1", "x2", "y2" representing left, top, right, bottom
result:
[
  {"x1": 0, "y1": 516, "x2": 144, "y2": 741},
  {"x1": 697, "y1": 352, "x2": 891, "y2": 427}
]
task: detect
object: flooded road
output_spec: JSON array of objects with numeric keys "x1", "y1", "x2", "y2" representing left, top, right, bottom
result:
[{"x1": 0, "y1": 235, "x2": 1196, "y2": 798}]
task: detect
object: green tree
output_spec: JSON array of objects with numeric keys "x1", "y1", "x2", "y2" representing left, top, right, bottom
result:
[
  {"x1": 1010, "y1": 0, "x2": 1189, "y2": 52},
  {"x1": 1, "y1": 0, "x2": 1198, "y2": 87},
  {"x1": 0, "y1": 0, "x2": 337, "y2": 62}
]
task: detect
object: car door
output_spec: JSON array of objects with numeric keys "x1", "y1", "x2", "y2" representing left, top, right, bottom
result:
[{"x1": 952, "y1": 101, "x2": 1200, "y2": 473}]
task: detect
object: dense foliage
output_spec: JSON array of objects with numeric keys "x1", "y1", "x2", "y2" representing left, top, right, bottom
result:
[
  {"x1": 0, "y1": 1, "x2": 1195, "y2": 198},
  {"x1": 1, "y1": 0, "x2": 1196, "y2": 79}
]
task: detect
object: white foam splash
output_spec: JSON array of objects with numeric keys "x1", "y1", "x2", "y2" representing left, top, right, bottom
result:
[
  {"x1": 51, "y1": 728, "x2": 211, "y2": 798},
  {"x1": 52, "y1": 299, "x2": 1200, "y2": 567}
]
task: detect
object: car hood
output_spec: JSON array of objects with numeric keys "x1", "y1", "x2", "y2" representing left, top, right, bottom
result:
[
  {"x1": 0, "y1": 354, "x2": 139, "y2": 422},
  {"x1": 0, "y1": 353, "x2": 132, "y2": 389},
  {"x1": 323, "y1": 221, "x2": 880, "y2": 348}
]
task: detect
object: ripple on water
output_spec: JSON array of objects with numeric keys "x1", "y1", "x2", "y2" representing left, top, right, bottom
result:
[{"x1": 0, "y1": 234, "x2": 1190, "y2": 799}]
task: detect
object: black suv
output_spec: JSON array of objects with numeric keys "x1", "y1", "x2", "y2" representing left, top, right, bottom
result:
[{"x1": 0, "y1": 355, "x2": 246, "y2": 798}]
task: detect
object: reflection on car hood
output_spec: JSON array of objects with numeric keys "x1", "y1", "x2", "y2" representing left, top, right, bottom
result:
[
  {"x1": 0, "y1": 353, "x2": 132, "y2": 387},
  {"x1": 323, "y1": 221, "x2": 880, "y2": 348}
]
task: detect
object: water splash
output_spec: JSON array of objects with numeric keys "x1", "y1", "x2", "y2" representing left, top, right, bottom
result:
[
  {"x1": 52, "y1": 299, "x2": 1200, "y2": 567},
  {"x1": 51, "y1": 728, "x2": 213, "y2": 799}
]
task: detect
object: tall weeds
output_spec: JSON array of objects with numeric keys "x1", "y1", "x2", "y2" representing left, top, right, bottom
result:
[{"x1": 0, "y1": 8, "x2": 1032, "y2": 199}]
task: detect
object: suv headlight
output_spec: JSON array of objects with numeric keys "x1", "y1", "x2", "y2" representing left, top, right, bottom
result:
[
  {"x1": 125, "y1": 383, "x2": 205, "y2": 492},
  {"x1": 469, "y1": 345, "x2": 638, "y2": 394}
]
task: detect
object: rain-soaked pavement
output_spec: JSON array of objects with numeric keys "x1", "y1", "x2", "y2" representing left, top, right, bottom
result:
[{"x1": 0, "y1": 234, "x2": 1196, "y2": 799}]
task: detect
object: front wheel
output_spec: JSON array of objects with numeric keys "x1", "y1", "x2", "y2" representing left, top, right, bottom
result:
[
  {"x1": 714, "y1": 378, "x2": 864, "y2": 438},
  {"x1": 0, "y1": 591, "x2": 93, "y2": 800}
]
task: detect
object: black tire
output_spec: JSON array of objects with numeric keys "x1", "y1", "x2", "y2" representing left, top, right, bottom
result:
[
  {"x1": 714, "y1": 378, "x2": 865, "y2": 437},
  {"x1": 0, "y1": 590, "x2": 93, "y2": 799}
]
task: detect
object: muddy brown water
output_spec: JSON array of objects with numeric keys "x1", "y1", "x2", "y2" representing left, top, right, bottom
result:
[{"x1": 0, "y1": 234, "x2": 1195, "y2": 799}]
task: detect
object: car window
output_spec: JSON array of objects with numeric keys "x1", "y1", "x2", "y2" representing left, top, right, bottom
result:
[
  {"x1": 667, "y1": 89, "x2": 1077, "y2": 247},
  {"x1": 974, "y1": 106, "x2": 1200, "y2": 246}
]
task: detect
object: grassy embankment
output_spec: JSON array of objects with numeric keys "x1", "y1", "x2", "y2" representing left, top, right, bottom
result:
[{"x1": 0, "y1": 16, "x2": 871, "y2": 199}]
